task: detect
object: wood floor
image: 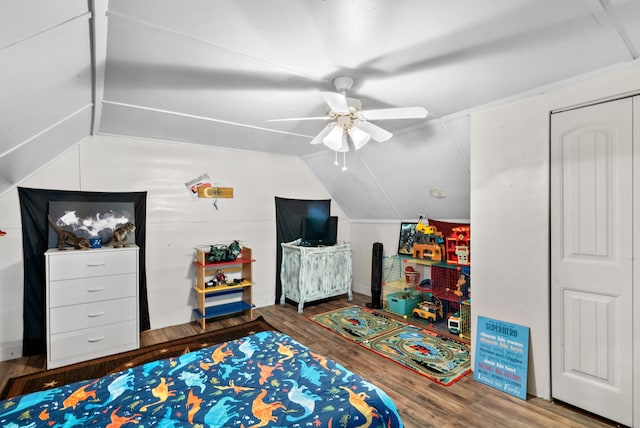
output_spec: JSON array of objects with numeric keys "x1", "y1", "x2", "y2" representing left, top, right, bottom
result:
[{"x1": 0, "y1": 292, "x2": 620, "y2": 428}]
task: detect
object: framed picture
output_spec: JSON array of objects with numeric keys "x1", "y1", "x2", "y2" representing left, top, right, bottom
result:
[
  {"x1": 397, "y1": 222, "x2": 418, "y2": 255},
  {"x1": 48, "y1": 201, "x2": 135, "y2": 249}
]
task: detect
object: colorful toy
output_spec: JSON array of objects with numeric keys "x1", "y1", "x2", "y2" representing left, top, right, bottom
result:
[
  {"x1": 412, "y1": 221, "x2": 445, "y2": 261},
  {"x1": 412, "y1": 243, "x2": 444, "y2": 261},
  {"x1": 215, "y1": 270, "x2": 227, "y2": 284},
  {"x1": 454, "y1": 272, "x2": 467, "y2": 297},
  {"x1": 412, "y1": 297, "x2": 444, "y2": 322},
  {"x1": 448, "y1": 312, "x2": 462, "y2": 334},
  {"x1": 206, "y1": 240, "x2": 242, "y2": 262},
  {"x1": 445, "y1": 226, "x2": 470, "y2": 265}
]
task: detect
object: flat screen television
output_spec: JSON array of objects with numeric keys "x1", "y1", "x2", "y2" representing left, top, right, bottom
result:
[{"x1": 300, "y1": 216, "x2": 337, "y2": 247}]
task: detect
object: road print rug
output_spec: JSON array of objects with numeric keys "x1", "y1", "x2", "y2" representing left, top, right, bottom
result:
[
  {"x1": 308, "y1": 305, "x2": 406, "y2": 343},
  {"x1": 361, "y1": 324, "x2": 471, "y2": 386}
]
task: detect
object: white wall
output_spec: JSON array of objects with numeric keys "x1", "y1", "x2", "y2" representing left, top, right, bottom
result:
[
  {"x1": 0, "y1": 134, "x2": 348, "y2": 360},
  {"x1": 348, "y1": 221, "x2": 403, "y2": 295},
  {"x1": 471, "y1": 62, "x2": 640, "y2": 399}
]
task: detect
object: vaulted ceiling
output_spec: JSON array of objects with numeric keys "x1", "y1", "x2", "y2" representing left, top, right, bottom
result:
[{"x1": 1, "y1": 0, "x2": 639, "y2": 220}]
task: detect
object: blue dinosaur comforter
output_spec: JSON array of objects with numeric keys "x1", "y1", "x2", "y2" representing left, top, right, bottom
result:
[{"x1": 0, "y1": 330, "x2": 403, "y2": 427}]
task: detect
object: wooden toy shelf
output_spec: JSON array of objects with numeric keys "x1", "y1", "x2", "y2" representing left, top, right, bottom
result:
[
  {"x1": 192, "y1": 247, "x2": 254, "y2": 329},
  {"x1": 381, "y1": 254, "x2": 471, "y2": 339}
]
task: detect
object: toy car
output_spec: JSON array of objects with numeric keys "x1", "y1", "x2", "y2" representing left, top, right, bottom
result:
[{"x1": 412, "y1": 298, "x2": 443, "y2": 322}]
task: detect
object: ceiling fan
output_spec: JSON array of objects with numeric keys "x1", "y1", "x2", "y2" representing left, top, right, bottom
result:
[{"x1": 267, "y1": 76, "x2": 428, "y2": 168}]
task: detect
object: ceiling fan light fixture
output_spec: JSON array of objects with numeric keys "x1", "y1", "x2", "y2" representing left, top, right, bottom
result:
[
  {"x1": 349, "y1": 126, "x2": 370, "y2": 150},
  {"x1": 323, "y1": 125, "x2": 345, "y2": 151},
  {"x1": 332, "y1": 75, "x2": 354, "y2": 93},
  {"x1": 310, "y1": 123, "x2": 334, "y2": 145}
]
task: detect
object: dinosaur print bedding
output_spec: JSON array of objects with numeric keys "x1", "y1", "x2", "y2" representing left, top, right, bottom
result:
[{"x1": 0, "y1": 330, "x2": 403, "y2": 427}]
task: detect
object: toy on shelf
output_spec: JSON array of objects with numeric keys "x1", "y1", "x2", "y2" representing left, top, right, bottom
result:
[
  {"x1": 448, "y1": 312, "x2": 462, "y2": 334},
  {"x1": 454, "y1": 271, "x2": 468, "y2": 297},
  {"x1": 411, "y1": 218, "x2": 446, "y2": 261},
  {"x1": 412, "y1": 295, "x2": 444, "y2": 322},
  {"x1": 387, "y1": 291, "x2": 422, "y2": 316},
  {"x1": 215, "y1": 270, "x2": 227, "y2": 284},
  {"x1": 445, "y1": 226, "x2": 470, "y2": 265},
  {"x1": 206, "y1": 240, "x2": 241, "y2": 262},
  {"x1": 404, "y1": 265, "x2": 421, "y2": 287}
]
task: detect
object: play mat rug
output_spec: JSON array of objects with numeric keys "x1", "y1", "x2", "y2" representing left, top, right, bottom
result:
[
  {"x1": 309, "y1": 305, "x2": 471, "y2": 386},
  {"x1": 361, "y1": 324, "x2": 471, "y2": 386},
  {"x1": 308, "y1": 305, "x2": 405, "y2": 342}
]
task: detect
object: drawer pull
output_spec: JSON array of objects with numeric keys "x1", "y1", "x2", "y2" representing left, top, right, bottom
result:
[
  {"x1": 87, "y1": 287, "x2": 105, "y2": 292},
  {"x1": 87, "y1": 312, "x2": 105, "y2": 318},
  {"x1": 86, "y1": 262, "x2": 106, "y2": 267},
  {"x1": 88, "y1": 336, "x2": 105, "y2": 343}
]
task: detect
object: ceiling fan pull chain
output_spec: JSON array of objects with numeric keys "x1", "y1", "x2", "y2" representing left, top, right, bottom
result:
[
  {"x1": 342, "y1": 151, "x2": 347, "y2": 171},
  {"x1": 334, "y1": 150, "x2": 339, "y2": 166}
]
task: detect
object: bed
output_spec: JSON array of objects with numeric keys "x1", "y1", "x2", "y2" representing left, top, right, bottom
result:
[{"x1": 0, "y1": 330, "x2": 403, "y2": 427}]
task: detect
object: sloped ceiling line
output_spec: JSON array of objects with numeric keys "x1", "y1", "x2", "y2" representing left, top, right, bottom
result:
[
  {"x1": 0, "y1": 11, "x2": 91, "y2": 51},
  {"x1": 101, "y1": 100, "x2": 312, "y2": 138},
  {"x1": 105, "y1": 10, "x2": 328, "y2": 86},
  {"x1": 0, "y1": 104, "x2": 92, "y2": 159},
  {"x1": 90, "y1": 0, "x2": 108, "y2": 135},
  {"x1": 358, "y1": 153, "x2": 402, "y2": 220},
  {"x1": 597, "y1": 0, "x2": 639, "y2": 58},
  {"x1": 442, "y1": 121, "x2": 470, "y2": 177}
]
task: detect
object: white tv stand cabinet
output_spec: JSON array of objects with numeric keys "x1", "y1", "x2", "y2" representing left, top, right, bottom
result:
[{"x1": 280, "y1": 239, "x2": 352, "y2": 313}]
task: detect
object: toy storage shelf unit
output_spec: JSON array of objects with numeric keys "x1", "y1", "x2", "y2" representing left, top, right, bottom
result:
[
  {"x1": 192, "y1": 246, "x2": 254, "y2": 329},
  {"x1": 381, "y1": 256, "x2": 452, "y2": 308},
  {"x1": 382, "y1": 254, "x2": 471, "y2": 338}
]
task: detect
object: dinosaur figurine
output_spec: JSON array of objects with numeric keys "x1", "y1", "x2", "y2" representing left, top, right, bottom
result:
[{"x1": 47, "y1": 215, "x2": 90, "y2": 250}]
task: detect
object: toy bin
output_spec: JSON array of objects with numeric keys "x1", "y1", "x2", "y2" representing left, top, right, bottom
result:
[{"x1": 387, "y1": 291, "x2": 421, "y2": 316}]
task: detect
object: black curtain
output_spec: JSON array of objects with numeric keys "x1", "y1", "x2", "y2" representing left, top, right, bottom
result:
[
  {"x1": 18, "y1": 187, "x2": 150, "y2": 356},
  {"x1": 274, "y1": 197, "x2": 330, "y2": 303}
]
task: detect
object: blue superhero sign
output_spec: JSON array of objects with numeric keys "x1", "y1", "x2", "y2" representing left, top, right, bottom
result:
[{"x1": 473, "y1": 315, "x2": 529, "y2": 400}]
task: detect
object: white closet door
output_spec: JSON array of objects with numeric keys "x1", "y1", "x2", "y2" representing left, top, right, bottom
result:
[{"x1": 550, "y1": 97, "x2": 633, "y2": 426}]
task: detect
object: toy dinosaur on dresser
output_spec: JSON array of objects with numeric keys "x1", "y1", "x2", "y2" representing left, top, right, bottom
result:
[
  {"x1": 105, "y1": 221, "x2": 136, "y2": 248},
  {"x1": 47, "y1": 215, "x2": 91, "y2": 250}
]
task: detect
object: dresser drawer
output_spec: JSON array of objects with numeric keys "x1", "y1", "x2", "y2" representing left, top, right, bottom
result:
[
  {"x1": 49, "y1": 320, "x2": 138, "y2": 364},
  {"x1": 48, "y1": 273, "x2": 136, "y2": 307},
  {"x1": 47, "y1": 248, "x2": 137, "y2": 281},
  {"x1": 49, "y1": 296, "x2": 137, "y2": 334}
]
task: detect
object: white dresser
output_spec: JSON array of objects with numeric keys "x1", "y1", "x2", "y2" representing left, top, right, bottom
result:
[
  {"x1": 45, "y1": 246, "x2": 139, "y2": 369},
  {"x1": 280, "y1": 240, "x2": 352, "y2": 313}
]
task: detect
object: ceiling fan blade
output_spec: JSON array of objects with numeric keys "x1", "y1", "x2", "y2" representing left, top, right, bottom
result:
[
  {"x1": 265, "y1": 116, "x2": 329, "y2": 122},
  {"x1": 320, "y1": 91, "x2": 350, "y2": 114},
  {"x1": 323, "y1": 125, "x2": 346, "y2": 151},
  {"x1": 360, "y1": 106, "x2": 428, "y2": 120},
  {"x1": 355, "y1": 120, "x2": 393, "y2": 142},
  {"x1": 348, "y1": 126, "x2": 371, "y2": 150},
  {"x1": 310, "y1": 124, "x2": 335, "y2": 145}
]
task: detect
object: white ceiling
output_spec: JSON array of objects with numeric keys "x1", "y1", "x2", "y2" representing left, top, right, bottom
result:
[{"x1": 1, "y1": 0, "x2": 639, "y2": 220}]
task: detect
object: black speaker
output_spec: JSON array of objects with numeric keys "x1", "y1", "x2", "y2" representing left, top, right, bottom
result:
[{"x1": 366, "y1": 242, "x2": 383, "y2": 309}]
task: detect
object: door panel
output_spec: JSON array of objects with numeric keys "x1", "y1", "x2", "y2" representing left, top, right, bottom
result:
[{"x1": 551, "y1": 98, "x2": 632, "y2": 426}]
